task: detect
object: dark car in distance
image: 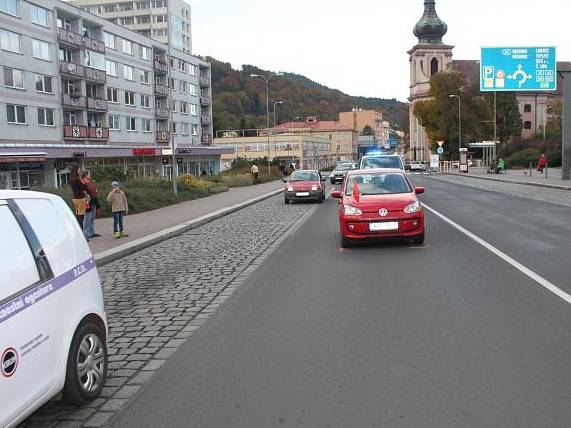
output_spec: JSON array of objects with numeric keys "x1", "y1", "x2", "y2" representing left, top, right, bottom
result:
[{"x1": 329, "y1": 162, "x2": 355, "y2": 184}]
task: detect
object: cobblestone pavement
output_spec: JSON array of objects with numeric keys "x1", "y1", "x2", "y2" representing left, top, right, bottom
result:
[
  {"x1": 22, "y1": 196, "x2": 318, "y2": 428},
  {"x1": 427, "y1": 173, "x2": 571, "y2": 208}
]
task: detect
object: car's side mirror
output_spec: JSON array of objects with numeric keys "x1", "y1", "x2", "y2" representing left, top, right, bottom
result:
[
  {"x1": 415, "y1": 187, "x2": 425, "y2": 195},
  {"x1": 331, "y1": 190, "x2": 342, "y2": 199}
]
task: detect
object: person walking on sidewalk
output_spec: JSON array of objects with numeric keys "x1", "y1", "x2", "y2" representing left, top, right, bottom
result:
[
  {"x1": 69, "y1": 164, "x2": 88, "y2": 229},
  {"x1": 251, "y1": 163, "x2": 259, "y2": 184},
  {"x1": 107, "y1": 181, "x2": 129, "y2": 239},
  {"x1": 537, "y1": 153, "x2": 547, "y2": 173},
  {"x1": 81, "y1": 170, "x2": 100, "y2": 239}
]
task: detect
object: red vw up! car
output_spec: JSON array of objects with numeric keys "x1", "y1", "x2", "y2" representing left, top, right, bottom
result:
[{"x1": 331, "y1": 169, "x2": 425, "y2": 247}]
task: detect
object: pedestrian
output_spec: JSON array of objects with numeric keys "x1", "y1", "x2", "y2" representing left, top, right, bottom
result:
[
  {"x1": 69, "y1": 164, "x2": 88, "y2": 229},
  {"x1": 496, "y1": 158, "x2": 505, "y2": 174},
  {"x1": 200, "y1": 169, "x2": 207, "y2": 177},
  {"x1": 81, "y1": 170, "x2": 101, "y2": 239},
  {"x1": 537, "y1": 153, "x2": 547, "y2": 173},
  {"x1": 488, "y1": 158, "x2": 497, "y2": 174},
  {"x1": 251, "y1": 163, "x2": 259, "y2": 184},
  {"x1": 106, "y1": 181, "x2": 129, "y2": 239}
]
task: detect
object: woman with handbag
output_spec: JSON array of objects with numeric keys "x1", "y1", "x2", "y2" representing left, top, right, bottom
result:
[
  {"x1": 69, "y1": 165, "x2": 88, "y2": 229},
  {"x1": 81, "y1": 170, "x2": 101, "y2": 239}
]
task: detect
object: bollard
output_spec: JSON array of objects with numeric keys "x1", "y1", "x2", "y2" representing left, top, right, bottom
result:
[{"x1": 529, "y1": 161, "x2": 533, "y2": 177}]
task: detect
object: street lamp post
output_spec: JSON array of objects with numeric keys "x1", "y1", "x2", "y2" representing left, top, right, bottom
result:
[
  {"x1": 449, "y1": 94, "x2": 462, "y2": 151},
  {"x1": 250, "y1": 72, "x2": 283, "y2": 174},
  {"x1": 273, "y1": 100, "x2": 284, "y2": 158}
]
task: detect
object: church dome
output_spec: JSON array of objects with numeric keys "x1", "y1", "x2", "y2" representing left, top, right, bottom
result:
[{"x1": 413, "y1": 0, "x2": 448, "y2": 45}]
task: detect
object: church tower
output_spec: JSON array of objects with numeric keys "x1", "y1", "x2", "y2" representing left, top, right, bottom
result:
[{"x1": 408, "y1": 0, "x2": 453, "y2": 161}]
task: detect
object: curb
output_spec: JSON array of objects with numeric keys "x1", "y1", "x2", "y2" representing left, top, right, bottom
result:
[
  {"x1": 94, "y1": 188, "x2": 284, "y2": 267},
  {"x1": 443, "y1": 172, "x2": 571, "y2": 192}
]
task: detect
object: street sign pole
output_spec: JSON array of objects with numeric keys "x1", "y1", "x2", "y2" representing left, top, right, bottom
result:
[{"x1": 562, "y1": 70, "x2": 571, "y2": 180}]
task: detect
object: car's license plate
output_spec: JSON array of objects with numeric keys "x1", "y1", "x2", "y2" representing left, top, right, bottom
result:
[
  {"x1": 370, "y1": 222, "x2": 399, "y2": 231},
  {"x1": 296, "y1": 192, "x2": 310, "y2": 197}
]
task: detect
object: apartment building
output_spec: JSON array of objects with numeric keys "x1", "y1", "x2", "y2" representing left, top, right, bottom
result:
[
  {"x1": 70, "y1": 0, "x2": 192, "y2": 54},
  {"x1": 338, "y1": 108, "x2": 390, "y2": 146},
  {"x1": 0, "y1": 0, "x2": 222, "y2": 189}
]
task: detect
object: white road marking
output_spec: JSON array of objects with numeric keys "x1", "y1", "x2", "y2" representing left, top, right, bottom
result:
[{"x1": 423, "y1": 203, "x2": 571, "y2": 306}]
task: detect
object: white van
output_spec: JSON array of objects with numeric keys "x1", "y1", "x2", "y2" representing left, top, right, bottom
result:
[
  {"x1": 359, "y1": 154, "x2": 404, "y2": 171},
  {"x1": 0, "y1": 191, "x2": 108, "y2": 428}
]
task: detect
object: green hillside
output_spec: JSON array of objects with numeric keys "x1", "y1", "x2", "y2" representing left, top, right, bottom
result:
[{"x1": 206, "y1": 57, "x2": 408, "y2": 135}]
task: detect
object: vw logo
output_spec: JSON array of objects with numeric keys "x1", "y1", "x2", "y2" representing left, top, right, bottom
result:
[{"x1": 379, "y1": 208, "x2": 388, "y2": 217}]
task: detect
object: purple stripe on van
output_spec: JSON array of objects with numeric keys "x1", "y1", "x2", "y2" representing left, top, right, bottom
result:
[{"x1": 0, "y1": 258, "x2": 96, "y2": 325}]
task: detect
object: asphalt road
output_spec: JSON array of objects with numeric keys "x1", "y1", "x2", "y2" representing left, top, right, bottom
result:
[{"x1": 111, "y1": 176, "x2": 571, "y2": 428}]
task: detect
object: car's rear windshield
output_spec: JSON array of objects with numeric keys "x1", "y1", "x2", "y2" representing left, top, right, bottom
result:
[
  {"x1": 334, "y1": 163, "x2": 352, "y2": 171},
  {"x1": 346, "y1": 173, "x2": 411, "y2": 195},
  {"x1": 291, "y1": 171, "x2": 319, "y2": 181},
  {"x1": 361, "y1": 156, "x2": 402, "y2": 169}
]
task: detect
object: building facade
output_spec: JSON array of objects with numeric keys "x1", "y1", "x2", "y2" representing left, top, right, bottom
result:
[
  {"x1": 338, "y1": 109, "x2": 390, "y2": 146},
  {"x1": 0, "y1": 0, "x2": 221, "y2": 189},
  {"x1": 69, "y1": 0, "x2": 192, "y2": 54}
]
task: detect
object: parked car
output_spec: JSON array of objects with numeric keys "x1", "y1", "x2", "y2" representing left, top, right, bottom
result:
[
  {"x1": 330, "y1": 169, "x2": 425, "y2": 247},
  {"x1": 284, "y1": 170, "x2": 326, "y2": 204},
  {"x1": 410, "y1": 161, "x2": 426, "y2": 172},
  {"x1": 0, "y1": 191, "x2": 108, "y2": 428},
  {"x1": 360, "y1": 154, "x2": 404, "y2": 171},
  {"x1": 329, "y1": 162, "x2": 354, "y2": 184}
]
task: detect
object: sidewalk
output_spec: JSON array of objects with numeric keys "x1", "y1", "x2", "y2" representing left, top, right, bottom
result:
[
  {"x1": 88, "y1": 180, "x2": 283, "y2": 259},
  {"x1": 445, "y1": 167, "x2": 571, "y2": 191}
]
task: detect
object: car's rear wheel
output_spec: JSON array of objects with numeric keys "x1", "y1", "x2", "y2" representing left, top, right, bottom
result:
[
  {"x1": 62, "y1": 320, "x2": 108, "y2": 404},
  {"x1": 340, "y1": 235, "x2": 352, "y2": 248},
  {"x1": 413, "y1": 232, "x2": 425, "y2": 245}
]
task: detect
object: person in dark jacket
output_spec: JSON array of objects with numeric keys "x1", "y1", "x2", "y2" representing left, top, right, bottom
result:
[
  {"x1": 81, "y1": 170, "x2": 100, "y2": 239},
  {"x1": 69, "y1": 164, "x2": 87, "y2": 229}
]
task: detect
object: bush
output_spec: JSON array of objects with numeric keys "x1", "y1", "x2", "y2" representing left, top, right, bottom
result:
[
  {"x1": 89, "y1": 166, "x2": 126, "y2": 183},
  {"x1": 178, "y1": 174, "x2": 214, "y2": 191}
]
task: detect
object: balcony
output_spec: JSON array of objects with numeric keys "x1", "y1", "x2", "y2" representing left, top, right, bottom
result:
[
  {"x1": 200, "y1": 96, "x2": 210, "y2": 106},
  {"x1": 63, "y1": 125, "x2": 88, "y2": 139},
  {"x1": 154, "y1": 60, "x2": 168, "y2": 73},
  {"x1": 60, "y1": 62, "x2": 85, "y2": 79},
  {"x1": 62, "y1": 94, "x2": 86, "y2": 109},
  {"x1": 57, "y1": 28, "x2": 83, "y2": 48},
  {"x1": 83, "y1": 36, "x2": 105, "y2": 53},
  {"x1": 154, "y1": 84, "x2": 169, "y2": 96},
  {"x1": 88, "y1": 126, "x2": 109, "y2": 141},
  {"x1": 200, "y1": 115, "x2": 211, "y2": 124},
  {"x1": 87, "y1": 97, "x2": 108, "y2": 111},
  {"x1": 155, "y1": 107, "x2": 169, "y2": 118},
  {"x1": 201, "y1": 135, "x2": 212, "y2": 144},
  {"x1": 200, "y1": 77, "x2": 210, "y2": 87},
  {"x1": 156, "y1": 131, "x2": 171, "y2": 143},
  {"x1": 84, "y1": 67, "x2": 106, "y2": 83}
]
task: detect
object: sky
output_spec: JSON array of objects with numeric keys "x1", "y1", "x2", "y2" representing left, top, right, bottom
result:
[{"x1": 189, "y1": 0, "x2": 571, "y2": 102}]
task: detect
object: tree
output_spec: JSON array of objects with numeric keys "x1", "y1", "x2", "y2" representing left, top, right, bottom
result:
[
  {"x1": 361, "y1": 125, "x2": 375, "y2": 136},
  {"x1": 484, "y1": 92, "x2": 522, "y2": 144}
]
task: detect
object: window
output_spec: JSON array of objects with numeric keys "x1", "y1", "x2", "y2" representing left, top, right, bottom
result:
[
  {"x1": 141, "y1": 118, "x2": 151, "y2": 132},
  {"x1": 108, "y1": 114, "x2": 120, "y2": 130},
  {"x1": 153, "y1": 0, "x2": 166, "y2": 7},
  {"x1": 30, "y1": 4, "x2": 48, "y2": 26},
  {"x1": 179, "y1": 81, "x2": 187, "y2": 93},
  {"x1": 136, "y1": 1, "x2": 150, "y2": 10},
  {"x1": 106, "y1": 87, "x2": 118, "y2": 103},
  {"x1": 180, "y1": 102, "x2": 188, "y2": 114},
  {"x1": 168, "y1": 78, "x2": 175, "y2": 89},
  {"x1": 179, "y1": 123, "x2": 189, "y2": 135},
  {"x1": 120, "y1": 17, "x2": 134, "y2": 25},
  {"x1": 122, "y1": 39, "x2": 133, "y2": 55},
  {"x1": 169, "y1": 57, "x2": 174, "y2": 68},
  {"x1": 192, "y1": 124, "x2": 199, "y2": 135},
  {"x1": 0, "y1": 29, "x2": 21, "y2": 53},
  {"x1": 104, "y1": 4, "x2": 116, "y2": 12},
  {"x1": 63, "y1": 80, "x2": 77, "y2": 95},
  {"x1": 171, "y1": 121, "x2": 177, "y2": 134},
  {"x1": 106, "y1": 59, "x2": 117, "y2": 76},
  {"x1": 155, "y1": 14, "x2": 167, "y2": 23},
  {"x1": 137, "y1": 15, "x2": 150, "y2": 24},
  {"x1": 118, "y1": 2, "x2": 133, "y2": 11},
  {"x1": 430, "y1": 57, "x2": 439, "y2": 76},
  {"x1": 35, "y1": 75, "x2": 53, "y2": 93},
  {"x1": 126, "y1": 117, "x2": 136, "y2": 131},
  {"x1": 140, "y1": 45, "x2": 150, "y2": 60},
  {"x1": 86, "y1": 83, "x2": 97, "y2": 98},
  {"x1": 84, "y1": 50, "x2": 105, "y2": 70},
  {"x1": 140, "y1": 94, "x2": 150, "y2": 108},
  {"x1": 0, "y1": 206, "x2": 40, "y2": 299},
  {"x1": 124, "y1": 91, "x2": 135, "y2": 106},
  {"x1": 170, "y1": 100, "x2": 176, "y2": 112},
  {"x1": 32, "y1": 39, "x2": 51, "y2": 60},
  {"x1": 63, "y1": 111, "x2": 77, "y2": 125},
  {"x1": 123, "y1": 64, "x2": 134, "y2": 81},
  {"x1": 524, "y1": 104, "x2": 532, "y2": 113},
  {"x1": 4, "y1": 67, "x2": 24, "y2": 89},
  {"x1": 189, "y1": 64, "x2": 197, "y2": 76},
  {"x1": 524, "y1": 121, "x2": 532, "y2": 129},
  {"x1": 6, "y1": 104, "x2": 26, "y2": 124},
  {"x1": 178, "y1": 60, "x2": 186, "y2": 73},
  {"x1": 104, "y1": 32, "x2": 115, "y2": 49},
  {"x1": 59, "y1": 48, "x2": 72, "y2": 63},
  {"x1": 189, "y1": 83, "x2": 197, "y2": 96},
  {"x1": 139, "y1": 70, "x2": 150, "y2": 84},
  {"x1": 0, "y1": 0, "x2": 18, "y2": 16},
  {"x1": 190, "y1": 104, "x2": 197, "y2": 116},
  {"x1": 37, "y1": 107, "x2": 54, "y2": 126}
]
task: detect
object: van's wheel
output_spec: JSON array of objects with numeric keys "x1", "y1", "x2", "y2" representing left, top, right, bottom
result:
[
  {"x1": 413, "y1": 233, "x2": 425, "y2": 246},
  {"x1": 62, "y1": 320, "x2": 107, "y2": 404}
]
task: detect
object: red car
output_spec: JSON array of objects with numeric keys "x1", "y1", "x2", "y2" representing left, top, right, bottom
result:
[
  {"x1": 284, "y1": 170, "x2": 326, "y2": 204},
  {"x1": 331, "y1": 168, "x2": 425, "y2": 247}
]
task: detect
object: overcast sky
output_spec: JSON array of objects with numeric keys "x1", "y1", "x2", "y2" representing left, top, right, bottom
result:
[{"x1": 189, "y1": 0, "x2": 570, "y2": 102}]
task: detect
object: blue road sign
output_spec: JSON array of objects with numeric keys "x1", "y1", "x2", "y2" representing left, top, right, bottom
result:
[
  {"x1": 480, "y1": 47, "x2": 556, "y2": 92},
  {"x1": 437, "y1": 147, "x2": 444, "y2": 155},
  {"x1": 388, "y1": 138, "x2": 399, "y2": 147}
]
